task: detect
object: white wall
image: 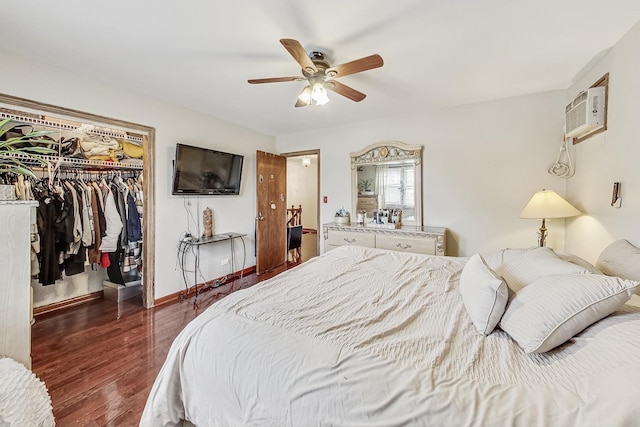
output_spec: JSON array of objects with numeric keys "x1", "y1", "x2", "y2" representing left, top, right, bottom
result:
[
  {"x1": 564, "y1": 21, "x2": 640, "y2": 263},
  {"x1": 0, "y1": 48, "x2": 276, "y2": 302},
  {"x1": 277, "y1": 91, "x2": 569, "y2": 257}
]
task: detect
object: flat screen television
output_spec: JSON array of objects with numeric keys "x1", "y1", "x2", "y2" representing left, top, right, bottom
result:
[{"x1": 172, "y1": 143, "x2": 244, "y2": 195}]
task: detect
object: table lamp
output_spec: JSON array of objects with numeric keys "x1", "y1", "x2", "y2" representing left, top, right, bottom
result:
[{"x1": 519, "y1": 189, "x2": 581, "y2": 247}]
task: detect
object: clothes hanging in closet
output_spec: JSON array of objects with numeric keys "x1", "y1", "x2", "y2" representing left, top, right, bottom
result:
[
  {"x1": 33, "y1": 184, "x2": 63, "y2": 286},
  {"x1": 98, "y1": 180, "x2": 123, "y2": 253},
  {"x1": 25, "y1": 172, "x2": 143, "y2": 286}
]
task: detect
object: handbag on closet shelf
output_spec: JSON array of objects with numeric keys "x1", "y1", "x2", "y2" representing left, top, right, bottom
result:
[{"x1": 60, "y1": 137, "x2": 84, "y2": 158}]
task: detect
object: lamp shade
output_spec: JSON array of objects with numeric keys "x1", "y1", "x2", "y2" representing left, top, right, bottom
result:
[{"x1": 519, "y1": 189, "x2": 581, "y2": 219}]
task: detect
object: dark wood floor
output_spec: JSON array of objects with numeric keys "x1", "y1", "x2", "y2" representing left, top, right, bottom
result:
[{"x1": 31, "y1": 263, "x2": 296, "y2": 426}]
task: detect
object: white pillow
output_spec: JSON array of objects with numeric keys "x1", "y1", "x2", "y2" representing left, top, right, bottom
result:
[
  {"x1": 495, "y1": 247, "x2": 590, "y2": 292},
  {"x1": 481, "y1": 248, "x2": 533, "y2": 271},
  {"x1": 557, "y1": 253, "x2": 603, "y2": 274},
  {"x1": 500, "y1": 274, "x2": 640, "y2": 353},
  {"x1": 596, "y1": 239, "x2": 640, "y2": 281},
  {"x1": 459, "y1": 254, "x2": 509, "y2": 335}
]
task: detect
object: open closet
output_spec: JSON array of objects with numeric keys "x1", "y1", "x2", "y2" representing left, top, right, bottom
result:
[{"x1": 0, "y1": 93, "x2": 156, "y2": 320}]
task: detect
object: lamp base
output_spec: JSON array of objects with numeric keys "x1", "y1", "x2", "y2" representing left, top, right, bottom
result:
[{"x1": 537, "y1": 219, "x2": 548, "y2": 247}]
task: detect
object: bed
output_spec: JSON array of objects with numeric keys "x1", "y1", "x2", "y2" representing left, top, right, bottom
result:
[{"x1": 141, "y1": 241, "x2": 640, "y2": 426}]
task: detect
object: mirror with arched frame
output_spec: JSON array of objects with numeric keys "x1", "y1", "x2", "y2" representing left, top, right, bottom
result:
[{"x1": 350, "y1": 141, "x2": 422, "y2": 226}]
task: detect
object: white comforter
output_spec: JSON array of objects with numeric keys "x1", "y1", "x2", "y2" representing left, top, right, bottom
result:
[{"x1": 141, "y1": 246, "x2": 640, "y2": 426}]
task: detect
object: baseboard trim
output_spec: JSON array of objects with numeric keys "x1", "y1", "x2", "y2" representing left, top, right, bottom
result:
[
  {"x1": 33, "y1": 266, "x2": 258, "y2": 314},
  {"x1": 153, "y1": 266, "x2": 257, "y2": 308},
  {"x1": 34, "y1": 290, "x2": 104, "y2": 317}
]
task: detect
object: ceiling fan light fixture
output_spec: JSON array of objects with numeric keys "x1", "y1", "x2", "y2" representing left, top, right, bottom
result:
[
  {"x1": 311, "y1": 81, "x2": 330, "y2": 105},
  {"x1": 298, "y1": 85, "x2": 312, "y2": 105}
]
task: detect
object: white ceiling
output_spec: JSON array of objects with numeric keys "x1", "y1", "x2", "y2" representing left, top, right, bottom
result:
[{"x1": 2, "y1": 1, "x2": 639, "y2": 136}]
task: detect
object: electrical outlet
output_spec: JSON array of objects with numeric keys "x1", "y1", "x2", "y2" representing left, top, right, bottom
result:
[{"x1": 221, "y1": 258, "x2": 229, "y2": 266}]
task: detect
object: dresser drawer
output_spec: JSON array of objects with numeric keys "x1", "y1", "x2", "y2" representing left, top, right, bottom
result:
[
  {"x1": 326, "y1": 230, "x2": 375, "y2": 248},
  {"x1": 323, "y1": 223, "x2": 446, "y2": 256},
  {"x1": 375, "y1": 234, "x2": 436, "y2": 255}
]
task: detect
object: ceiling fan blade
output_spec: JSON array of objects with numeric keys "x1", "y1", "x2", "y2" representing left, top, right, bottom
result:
[
  {"x1": 325, "y1": 81, "x2": 366, "y2": 102},
  {"x1": 326, "y1": 54, "x2": 383, "y2": 78},
  {"x1": 294, "y1": 98, "x2": 308, "y2": 108},
  {"x1": 280, "y1": 39, "x2": 318, "y2": 74},
  {"x1": 248, "y1": 76, "x2": 305, "y2": 84}
]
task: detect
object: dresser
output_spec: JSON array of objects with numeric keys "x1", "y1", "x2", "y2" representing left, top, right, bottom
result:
[
  {"x1": 0, "y1": 201, "x2": 37, "y2": 368},
  {"x1": 323, "y1": 222, "x2": 446, "y2": 256}
]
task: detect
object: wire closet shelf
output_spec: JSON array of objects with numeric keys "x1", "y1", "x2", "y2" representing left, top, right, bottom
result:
[{"x1": 0, "y1": 108, "x2": 144, "y2": 171}]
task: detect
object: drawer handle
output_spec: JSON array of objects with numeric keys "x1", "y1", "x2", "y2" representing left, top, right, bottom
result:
[
  {"x1": 343, "y1": 238, "x2": 357, "y2": 243},
  {"x1": 395, "y1": 243, "x2": 412, "y2": 249}
]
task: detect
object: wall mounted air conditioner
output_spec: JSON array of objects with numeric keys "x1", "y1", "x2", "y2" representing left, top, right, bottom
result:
[{"x1": 565, "y1": 86, "x2": 606, "y2": 138}]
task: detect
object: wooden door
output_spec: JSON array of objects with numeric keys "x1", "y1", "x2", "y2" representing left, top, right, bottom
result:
[{"x1": 256, "y1": 151, "x2": 287, "y2": 275}]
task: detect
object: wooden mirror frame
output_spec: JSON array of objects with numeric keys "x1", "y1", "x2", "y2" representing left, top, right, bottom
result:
[{"x1": 350, "y1": 141, "x2": 422, "y2": 226}]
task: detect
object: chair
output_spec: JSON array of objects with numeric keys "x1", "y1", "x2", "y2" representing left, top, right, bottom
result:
[{"x1": 286, "y1": 205, "x2": 303, "y2": 262}]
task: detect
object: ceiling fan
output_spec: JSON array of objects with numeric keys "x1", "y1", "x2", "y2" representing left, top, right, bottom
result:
[{"x1": 248, "y1": 39, "x2": 384, "y2": 107}]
